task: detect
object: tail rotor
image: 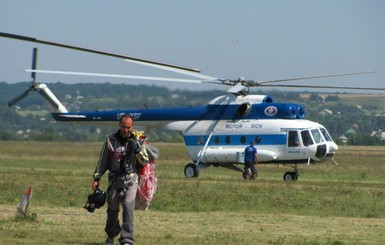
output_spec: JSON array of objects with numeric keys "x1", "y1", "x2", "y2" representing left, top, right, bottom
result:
[{"x1": 8, "y1": 48, "x2": 39, "y2": 107}]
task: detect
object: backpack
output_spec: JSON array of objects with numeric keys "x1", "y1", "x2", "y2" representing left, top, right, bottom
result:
[{"x1": 132, "y1": 131, "x2": 159, "y2": 210}]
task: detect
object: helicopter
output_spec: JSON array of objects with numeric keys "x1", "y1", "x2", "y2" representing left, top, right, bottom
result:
[{"x1": 2, "y1": 32, "x2": 384, "y2": 181}]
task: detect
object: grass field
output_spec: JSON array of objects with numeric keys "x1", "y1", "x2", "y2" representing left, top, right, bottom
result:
[{"x1": 1, "y1": 141, "x2": 385, "y2": 244}]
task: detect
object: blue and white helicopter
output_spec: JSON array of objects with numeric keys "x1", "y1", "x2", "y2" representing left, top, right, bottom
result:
[{"x1": 2, "y1": 32, "x2": 383, "y2": 181}]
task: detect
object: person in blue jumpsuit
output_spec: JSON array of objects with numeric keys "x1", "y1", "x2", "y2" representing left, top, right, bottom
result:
[{"x1": 244, "y1": 141, "x2": 258, "y2": 181}]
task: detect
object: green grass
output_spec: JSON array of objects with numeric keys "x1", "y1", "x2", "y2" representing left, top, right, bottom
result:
[{"x1": 1, "y1": 142, "x2": 385, "y2": 244}]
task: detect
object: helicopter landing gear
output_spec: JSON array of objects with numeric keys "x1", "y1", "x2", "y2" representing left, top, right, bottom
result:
[
  {"x1": 283, "y1": 171, "x2": 299, "y2": 181},
  {"x1": 184, "y1": 163, "x2": 199, "y2": 178},
  {"x1": 283, "y1": 164, "x2": 299, "y2": 181},
  {"x1": 184, "y1": 162, "x2": 212, "y2": 178}
]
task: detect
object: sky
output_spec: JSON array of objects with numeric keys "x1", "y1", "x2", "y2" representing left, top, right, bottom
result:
[{"x1": 1, "y1": 0, "x2": 384, "y2": 92}]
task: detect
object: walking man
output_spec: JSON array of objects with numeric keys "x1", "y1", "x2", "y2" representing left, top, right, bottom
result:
[{"x1": 92, "y1": 114, "x2": 140, "y2": 245}]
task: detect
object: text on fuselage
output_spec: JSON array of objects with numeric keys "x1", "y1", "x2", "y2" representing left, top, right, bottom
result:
[
  {"x1": 117, "y1": 112, "x2": 142, "y2": 120},
  {"x1": 224, "y1": 123, "x2": 263, "y2": 129}
]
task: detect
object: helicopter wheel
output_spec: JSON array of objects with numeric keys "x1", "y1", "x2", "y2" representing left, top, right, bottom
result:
[
  {"x1": 184, "y1": 163, "x2": 199, "y2": 178},
  {"x1": 283, "y1": 171, "x2": 299, "y2": 182}
]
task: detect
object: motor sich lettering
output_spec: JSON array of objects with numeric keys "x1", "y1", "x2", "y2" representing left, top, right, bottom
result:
[
  {"x1": 251, "y1": 124, "x2": 263, "y2": 129},
  {"x1": 225, "y1": 123, "x2": 243, "y2": 129}
]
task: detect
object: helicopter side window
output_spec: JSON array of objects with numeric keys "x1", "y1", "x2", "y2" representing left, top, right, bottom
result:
[
  {"x1": 225, "y1": 136, "x2": 231, "y2": 144},
  {"x1": 288, "y1": 131, "x2": 300, "y2": 147},
  {"x1": 240, "y1": 136, "x2": 246, "y2": 144},
  {"x1": 311, "y1": 129, "x2": 324, "y2": 143},
  {"x1": 320, "y1": 128, "x2": 332, "y2": 142},
  {"x1": 301, "y1": 130, "x2": 314, "y2": 146},
  {"x1": 214, "y1": 136, "x2": 220, "y2": 144}
]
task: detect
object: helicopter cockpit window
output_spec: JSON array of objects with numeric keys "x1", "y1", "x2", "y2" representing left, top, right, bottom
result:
[
  {"x1": 301, "y1": 130, "x2": 314, "y2": 146},
  {"x1": 288, "y1": 131, "x2": 300, "y2": 147},
  {"x1": 240, "y1": 136, "x2": 246, "y2": 144},
  {"x1": 225, "y1": 136, "x2": 231, "y2": 144},
  {"x1": 311, "y1": 128, "x2": 324, "y2": 143},
  {"x1": 214, "y1": 136, "x2": 220, "y2": 144},
  {"x1": 320, "y1": 128, "x2": 332, "y2": 142}
]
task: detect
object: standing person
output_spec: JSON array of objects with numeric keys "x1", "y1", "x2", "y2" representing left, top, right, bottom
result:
[
  {"x1": 92, "y1": 114, "x2": 140, "y2": 245},
  {"x1": 244, "y1": 141, "x2": 258, "y2": 182}
]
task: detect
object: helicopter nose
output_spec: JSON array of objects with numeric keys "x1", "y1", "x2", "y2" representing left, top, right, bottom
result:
[
  {"x1": 328, "y1": 142, "x2": 339, "y2": 153},
  {"x1": 315, "y1": 144, "x2": 327, "y2": 159},
  {"x1": 315, "y1": 142, "x2": 338, "y2": 161}
]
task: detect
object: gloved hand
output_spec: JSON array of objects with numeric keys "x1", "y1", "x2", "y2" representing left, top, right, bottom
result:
[{"x1": 92, "y1": 180, "x2": 99, "y2": 190}]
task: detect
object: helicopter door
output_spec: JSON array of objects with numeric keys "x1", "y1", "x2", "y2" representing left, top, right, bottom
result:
[
  {"x1": 288, "y1": 131, "x2": 300, "y2": 147},
  {"x1": 285, "y1": 130, "x2": 302, "y2": 160}
]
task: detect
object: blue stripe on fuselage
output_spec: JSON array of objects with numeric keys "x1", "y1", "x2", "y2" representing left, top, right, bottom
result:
[
  {"x1": 52, "y1": 102, "x2": 304, "y2": 122},
  {"x1": 183, "y1": 134, "x2": 286, "y2": 147},
  {"x1": 52, "y1": 106, "x2": 208, "y2": 122}
]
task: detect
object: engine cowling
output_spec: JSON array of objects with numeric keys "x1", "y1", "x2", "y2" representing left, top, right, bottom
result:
[{"x1": 201, "y1": 148, "x2": 277, "y2": 164}]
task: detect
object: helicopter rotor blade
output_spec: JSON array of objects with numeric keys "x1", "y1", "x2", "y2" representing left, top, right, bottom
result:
[
  {"x1": 25, "y1": 69, "x2": 210, "y2": 84},
  {"x1": 3, "y1": 32, "x2": 380, "y2": 93},
  {"x1": 256, "y1": 71, "x2": 376, "y2": 86},
  {"x1": 8, "y1": 48, "x2": 41, "y2": 107},
  {"x1": 124, "y1": 59, "x2": 218, "y2": 81},
  {"x1": 8, "y1": 89, "x2": 31, "y2": 107},
  {"x1": 259, "y1": 84, "x2": 385, "y2": 91},
  {"x1": 25, "y1": 69, "x2": 384, "y2": 91},
  {"x1": 31, "y1": 48, "x2": 38, "y2": 81},
  {"x1": 0, "y1": 32, "x2": 200, "y2": 73},
  {"x1": 227, "y1": 83, "x2": 246, "y2": 94}
]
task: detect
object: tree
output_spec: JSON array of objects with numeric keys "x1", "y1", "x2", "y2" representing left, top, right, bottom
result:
[
  {"x1": 325, "y1": 95, "x2": 340, "y2": 102},
  {"x1": 308, "y1": 93, "x2": 323, "y2": 103},
  {"x1": 347, "y1": 133, "x2": 385, "y2": 146}
]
